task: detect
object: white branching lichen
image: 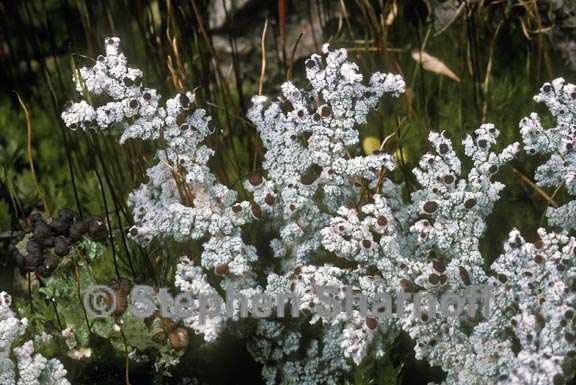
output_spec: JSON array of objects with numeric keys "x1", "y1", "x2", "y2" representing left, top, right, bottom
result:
[
  {"x1": 0, "y1": 292, "x2": 70, "y2": 385},
  {"x1": 520, "y1": 77, "x2": 576, "y2": 231},
  {"x1": 62, "y1": 38, "x2": 576, "y2": 385}
]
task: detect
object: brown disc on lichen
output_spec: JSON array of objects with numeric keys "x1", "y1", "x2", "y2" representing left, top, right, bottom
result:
[
  {"x1": 365, "y1": 318, "x2": 378, "y2": 330},
  {"x1": 423, "y1": 201, "x2": 439, "y2": 214},
  {"x1": 248, "y1": 174, "x2": 263, "y2": 187},
  {"x1": 432, "y1": 260, "x2": 446, "y2": 273},
  {"x1": 250, "y1": 201, "x2": 263, "y2": 219},
  {"x1": 320, "y1": 104, "x2": 332, "y2": 118},
  {"x1": 215, "y1": 263, "x2": 230, "y2": 276},
  {"x1": 428, "y1": 273, "x2": 440, "y2": 285},
  {"x1": 264, "y1": 193, "x2": 275, "y2": 205},
  {"x1": 459, "y1": 266, "x2": 471, "y2": 286},
  {"x1": 377, "y1": 216, "x2": 388, "y2": 226},
  {"x1": 179, "y1": 93, "x2": 190, "y2": 109},
  {"x1": 399, "y1": 278, "x2": 417, "y2": 293},
  {"x1": 439, "y1": 274, "x2": 448, "y2": 285}
]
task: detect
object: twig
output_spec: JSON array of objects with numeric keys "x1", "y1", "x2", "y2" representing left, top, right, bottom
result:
[
  {"x1": 16, "y1": 93, "x2": 49, "y2": 213},
  {"x1": 91, "y1": 157, "x2": 121, "y2": 280},
  {"x1": 165, "y1": 22, "x2": 185, "y2": 91},
  {"x1": 345, "y1": 47, "x2": 405, "y2": 53},
  {"x1": 258, "y1": 19, "x2": 269, "y2": 96},
  {"x1": 481, "y1": 21, "x2": 503, "y2": 121},
  {"x1": 119, "y1": 327, "x2": 132, "y2": 385},
  {"x1": 512, "y1": 168, "x2": 558, "y2": 208},
  {"x1": 278, "y1": 0, "x2": 287, "y2": 69},
  {"x1": 287, "y1": 32, "x2": 304, "y2": 80},
  {"x1": 28, "y1": 273, "x2": 34, "y2": 312},
  {"x1": 73, "y1": 256, "x2": 93, "y2": 335}
]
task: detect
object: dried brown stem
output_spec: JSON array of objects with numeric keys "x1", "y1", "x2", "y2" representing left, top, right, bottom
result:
[{"x1": 258, "y1": 19, "x2": 269, "y2": 96}]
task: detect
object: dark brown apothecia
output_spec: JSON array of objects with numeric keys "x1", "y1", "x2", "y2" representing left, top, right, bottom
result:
[
  {"x1": 377, "y1": 216, "x2": 388, "y2": 226},
  {"x1": 169, "y1": 327, "x2": 189, "y2": 351},
  {"x1": 250, "y1": 202, "x2": 262, "y2": 219},
  {"x1": 215, "y1": 263, "x2": 230, "y2": 276},
  {"x1": 88, "y1": 217, "x2": 108, "y2": 241},
  {"x1": 248, "y1": 174, "x2": 263, "y2": 187},
  {"x1": 365, "y1": 318, "x2": 378, "y2": 330},
  {"x1": 423, "y1": 201, "x2": 439, "y2": 214},
  {"x1": 459, "y1": 266, "x2": 471, "y2": 286}
]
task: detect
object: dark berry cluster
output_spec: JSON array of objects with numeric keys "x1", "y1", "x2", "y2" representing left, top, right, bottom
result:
[{"x1": 11, "y1": 209, "x2": 108, "y2": 277}]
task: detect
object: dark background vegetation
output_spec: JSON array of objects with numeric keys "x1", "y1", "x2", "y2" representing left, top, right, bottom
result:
[{"x1": 0, "y1": 0, "x2": 575, "y2": 384}]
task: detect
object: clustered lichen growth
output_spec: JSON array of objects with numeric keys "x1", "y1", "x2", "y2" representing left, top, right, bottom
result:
[
  {"x1": 48, "y1": 38, "x2": 576, "y2": 384},
  {"x1": 0, "y1": 292, "x2": 70, "y2": 385}
]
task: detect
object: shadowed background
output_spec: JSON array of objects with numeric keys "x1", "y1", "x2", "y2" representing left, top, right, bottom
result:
[{"x1": 0, "y1": 0, "x2": 575, "y2": 384}]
